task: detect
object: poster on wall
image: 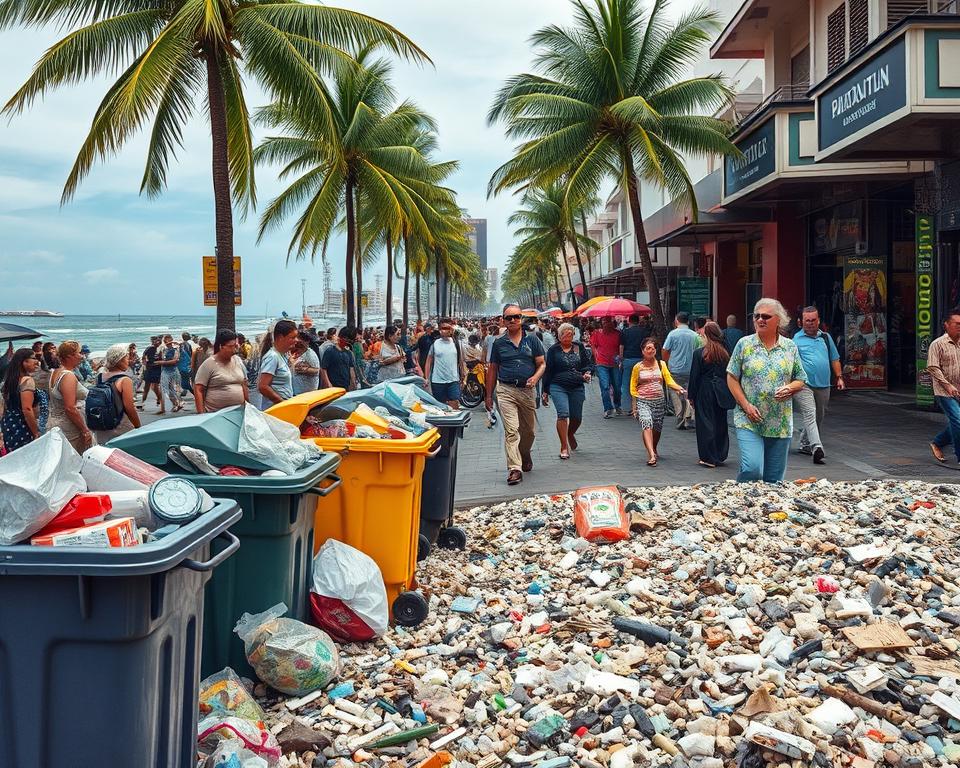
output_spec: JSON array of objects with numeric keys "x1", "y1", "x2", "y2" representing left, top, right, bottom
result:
[
  {"x1": 843, "y1": 253, "x2": 887, "y2": 388},
  {"x1": 677, "y1": 277, "x2": 712, "y2": 317},
  {"x1": 916, "y1": 215, "x2": 935, "y2": 406}
]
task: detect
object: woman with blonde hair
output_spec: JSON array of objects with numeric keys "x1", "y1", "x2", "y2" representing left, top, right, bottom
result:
[
  {"x1": 90, "y1": 344, "x2": 142, "y2": 445},
  {"x1": 47, "y1": 341, "x2": 94, "y2": 453},
  {"x1": 727, "y1": 298, "x2": 807, "y2": 483}
]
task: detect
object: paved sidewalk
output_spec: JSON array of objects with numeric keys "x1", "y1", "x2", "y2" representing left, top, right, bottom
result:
[{"x1": 454, "y1": 385, "x2": 960, "y2": 507}]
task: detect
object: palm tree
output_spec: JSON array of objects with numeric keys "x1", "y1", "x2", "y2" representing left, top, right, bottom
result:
[
  {"x1": 1, "y1": 1, "x2": 428, "y2": 330},
  {"x1": 254, "y1": 49, "x2": 437, "y2": 327},
  {"x1": 488, "y1": 0, "x2": 736, "y2": 337},
  {"x1": 508, "y1": 183, "x2": 599, "y2": 309}
]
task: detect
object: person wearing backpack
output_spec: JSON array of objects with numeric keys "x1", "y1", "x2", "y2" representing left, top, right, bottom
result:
[
  {"x1": 424, "y1": 318, "x2": 466, "y2": 409},
  {"x1": 87, "y1": 344, "x2": 141, "y2": 444}
]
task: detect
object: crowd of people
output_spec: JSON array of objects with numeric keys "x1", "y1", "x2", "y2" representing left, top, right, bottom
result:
[{"x1": 9, "y1": 297, "x2": 960, "y2": 492}]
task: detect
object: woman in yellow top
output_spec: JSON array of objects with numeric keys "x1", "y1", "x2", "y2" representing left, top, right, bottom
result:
[{"x1": 629, "y1": 337, "x2": 686, "y2": 467}]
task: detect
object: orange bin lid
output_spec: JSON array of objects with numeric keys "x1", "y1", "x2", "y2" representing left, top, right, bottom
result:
[{"x1": 266, "y1": 388, "x2": 440, "y2": 454}]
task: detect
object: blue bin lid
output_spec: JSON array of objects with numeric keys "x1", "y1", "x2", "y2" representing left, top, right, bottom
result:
[
  {"x1": 0, "y1": 499, "x2": 241, "y2": 576},
  {"x1": 107, "y1": 406, "x2": 279, "y2": 471}
]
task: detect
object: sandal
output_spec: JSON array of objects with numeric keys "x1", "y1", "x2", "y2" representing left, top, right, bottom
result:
[
  {"x1": 646, "y1": 457, "x2": 658, "y2": 467},
  {"x1": 698, "y1": 460, "x2": 716, "y2": 469},
  {"x1": 559, "y1": 451, "x2": 570, "y2": 460},
  {"x1": 931, "y1": 443, "x2": 947, "y2": 463}
]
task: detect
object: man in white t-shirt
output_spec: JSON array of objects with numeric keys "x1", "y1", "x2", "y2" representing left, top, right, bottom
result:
[{"x1": 424, "y1": 317, "x2": 466, "y2": 409}]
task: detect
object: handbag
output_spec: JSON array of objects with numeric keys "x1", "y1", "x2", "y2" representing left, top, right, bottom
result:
[{"x1": 712, "y1": 369, "x2": 736, "y2": 410}]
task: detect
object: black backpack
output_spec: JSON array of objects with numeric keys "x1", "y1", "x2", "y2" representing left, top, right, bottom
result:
[{"x1": 85, "y1": 373, "x2": 126, "y2": 431}]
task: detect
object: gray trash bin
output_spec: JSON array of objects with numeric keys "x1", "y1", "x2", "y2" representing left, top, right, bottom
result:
[{"x1": 0, "y1": 499, "x2": 241, "y2": 768}]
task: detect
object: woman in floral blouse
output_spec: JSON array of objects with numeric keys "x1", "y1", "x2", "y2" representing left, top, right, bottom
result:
[{"x1": 727, "y1": 298, "x2": 807, "y2": 483}]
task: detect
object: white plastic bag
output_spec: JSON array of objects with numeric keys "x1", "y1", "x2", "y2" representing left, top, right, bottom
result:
[
  {"x1": 237, "y1": 404, "x2": 322, "y2": 474},
  {"x1": 0, "y1": 428, "x2": 86, "y2": 545},
  {"x1": 234, "y1": 603, "x2": 340, "y2": 695},
  {"x1": 310, "y1": 539, "x2": 389, "y2": 642},
  {"x1": 382, "y1": 382, "x2": 420, "y2": 410}
]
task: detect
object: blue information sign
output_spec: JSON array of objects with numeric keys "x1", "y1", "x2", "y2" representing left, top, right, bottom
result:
[{"x1": 724, "y1": 118, "x2": 776, "y2": 197}]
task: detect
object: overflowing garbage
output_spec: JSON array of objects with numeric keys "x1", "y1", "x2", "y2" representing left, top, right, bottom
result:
[
  {"x1": 0, "y1": 428, "x2": 217, "y2": 547},
  {"x1": 201, "y1": 479, "x2": 960, "y2": 768},
  {"x1": 297, "y1": 384, "x2": 451, "y2": 441}
]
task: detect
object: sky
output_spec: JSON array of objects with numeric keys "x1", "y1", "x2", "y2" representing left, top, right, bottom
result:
[{"x1": 0, "y1": 0, "x2": 697, "y2": 317}]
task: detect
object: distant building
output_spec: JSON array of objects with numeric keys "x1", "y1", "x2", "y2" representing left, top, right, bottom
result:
[
  {"x1": 464, "y1": 218, "x2": 488, "y2": 270},
  {"x1": 485, "y1": 267, "x2": 499, "y2": 306}
]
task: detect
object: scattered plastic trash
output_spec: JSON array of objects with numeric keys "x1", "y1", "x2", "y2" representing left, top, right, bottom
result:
[
  {"x1": 572, "y1": 485, "x2": 629, "y2": 543},
  {"x1": 238, "y1": 404, "x2": 323, "y2": 475},
  {"x1": 0, "y1": 428, "x2": 86, "y2": 545},
  {"x1": 197, "y1": 668, "x2": 282, "y2": 763},
  {"x1": 31, "y1": 515, "x2": 139, "y2": 547},
  {"x1": 234, "y1": 603, "x2": 340, "y2": 696},
  {"x1": 310, "y1": 539, "x2": 389, "y2": 642}
]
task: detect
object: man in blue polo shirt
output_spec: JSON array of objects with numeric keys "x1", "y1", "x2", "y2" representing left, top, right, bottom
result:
[
  {"x1": 486, "y1": 304, "x2": 546, "y2": 486},
  {"x1": 793, "y1": 306, "x2": 845, "y2": 464}
]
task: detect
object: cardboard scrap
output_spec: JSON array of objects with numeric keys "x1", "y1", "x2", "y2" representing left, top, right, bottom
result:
[
  {"x1": 629, "y1": 512, "x2": 666, "y2": 531},
  {"x1": 738, "y1": 686, "x2": 780, "y2": 717},
  {"x1": 841, "y1": 621, "x2": 915, "y2": 651},
  {"x1": 900, "y1": 654, "x2": 960, "y2": 679}
]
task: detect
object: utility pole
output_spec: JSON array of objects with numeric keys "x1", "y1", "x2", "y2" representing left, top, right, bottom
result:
[{"x1": 300, "y1": 278, "x2": 307, "y2": 319}]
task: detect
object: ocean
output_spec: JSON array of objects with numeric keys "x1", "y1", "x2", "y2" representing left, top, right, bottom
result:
[{"x1": 10, "y1": 314, "x2": 360, "y2": 356}]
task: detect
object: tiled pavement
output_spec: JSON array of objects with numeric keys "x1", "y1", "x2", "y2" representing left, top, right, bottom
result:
[
  {"x1": 454, "y1": 385, "x2": 960, "y2": 507},
  {"x1": 136, "y1": 383, "x2": 960, "y2": 509}
]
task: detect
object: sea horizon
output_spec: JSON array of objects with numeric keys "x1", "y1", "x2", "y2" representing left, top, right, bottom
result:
[{"x1": 5, "y1": 313, "x2": 387, "y2": 357}]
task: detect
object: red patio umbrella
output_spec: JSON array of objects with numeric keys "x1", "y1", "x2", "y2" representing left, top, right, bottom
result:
[{"x1": 579, "y1": 298, "x2": 651, "y2": 318}]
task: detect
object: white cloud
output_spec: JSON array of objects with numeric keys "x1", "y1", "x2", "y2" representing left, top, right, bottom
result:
[{"x1": 83, "y1": 268, "x2": 120, "y2": 284}]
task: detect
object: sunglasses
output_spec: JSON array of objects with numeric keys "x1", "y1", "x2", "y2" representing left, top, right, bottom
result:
[
  {"x1": 754, "y1": 313, "x2": 774, "y2": 321},
  {"x1": 503, "y1": 314, "x2": 522, "y2": 321}
]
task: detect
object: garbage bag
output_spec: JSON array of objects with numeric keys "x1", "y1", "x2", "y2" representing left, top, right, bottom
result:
[
  {"x1": 238, "y1": 404, "x2": 322, "y2": 474},
  {"x1": 573, "y1": 485, "x2": 630, "y2": 543},
  {"x1": 0, "y1": 428, "x2": 86, "y2": 545},
  {"x1": 197, "y1": 668, "x2": 280, "y2": 764},
  {"x1": 234, "y1": 603, "x2": 340, "y2": 696},
  {"x1": 382, "y1": 382, "x2": 420, "y2": 410},
  {"x1": 198, "y1": 667, "x2": 267, "y2": 725},
  {"x1": 204, "y1": 738, "x2": 271, "y2": 768},
  {"x1": 198, "y1": 717, "x2": 280, "y2": 764},
  {"x1": 310, "y1": 539, "x2": 389, "y2": 642}
]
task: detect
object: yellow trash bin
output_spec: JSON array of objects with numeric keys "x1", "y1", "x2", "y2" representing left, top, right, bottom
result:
[{"x1": 268, "y1": 390, "x2": 440, "y2": 626}]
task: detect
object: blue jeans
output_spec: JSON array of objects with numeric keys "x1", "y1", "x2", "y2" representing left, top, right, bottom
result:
[
  {"x1": 735, "y1": 428, "x2": 791, "y2": 483},
  {"x1": 431, "y1": 381, "x2": 461, "y2": 403},
  {"x1": 621, "y1": 358, "x2": 641, "y2": 408},
  {"x1": 933, "y1": 395, "x2": 960, "y2": 461},
  {"x1": 549, "y1": 385, "x2": 585, "y2": 420},
  {"x1": 596, "y1": 365, "x2": 622, "y2": 412}
]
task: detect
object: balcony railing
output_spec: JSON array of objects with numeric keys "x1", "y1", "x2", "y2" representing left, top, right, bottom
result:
[
  {"x1": 734, "y1": 84, "x2": 812, "y2": 134},
  {"x1": 888, "y1": 0, "x2": 960, "y2": 28}
]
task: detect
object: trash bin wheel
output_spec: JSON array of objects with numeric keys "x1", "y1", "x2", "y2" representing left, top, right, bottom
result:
[
  {"x1": 417, "y1": 533, "x2": 431, "y2": 562},
  {"x1": 393, "y1": 591, "x2": 429, "y2": 626},
  {"x1": 437, "y1": 526, "x2": 467, "y2": 550}
]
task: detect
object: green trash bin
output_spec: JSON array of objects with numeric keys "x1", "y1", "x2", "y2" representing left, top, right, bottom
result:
[{"x1": 109, "y1": 424, "x2": 342, "y2": 677}]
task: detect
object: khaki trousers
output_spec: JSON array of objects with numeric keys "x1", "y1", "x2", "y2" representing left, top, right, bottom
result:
[{"x1": 496, "y1": 383, "x2": 537, "y2": 470}]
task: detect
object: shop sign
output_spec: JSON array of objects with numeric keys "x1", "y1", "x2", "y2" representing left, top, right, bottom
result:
[
  {"x1": 842, "y1": 253, "x2": 887, "y2": 389},
  {"x1": 202, "y1": 256, "x2": 242, "y2": 306},
  {"x1": 677, "y1": 277, "x2": 712, "y2": 317},
  {"x1": 916, "y1": 215, "x2": 936, "y2": 406},
  {"x1": 724, "y1": 118, "x2": 776, "y2": 197},
  {"x1": 818, "y1": 36, "x2": 907, "y2": 152}
]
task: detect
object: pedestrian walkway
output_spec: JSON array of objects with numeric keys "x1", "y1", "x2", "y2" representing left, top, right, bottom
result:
[{"x1": 455, "y1": 385, "x2": 960, "y2": 506}]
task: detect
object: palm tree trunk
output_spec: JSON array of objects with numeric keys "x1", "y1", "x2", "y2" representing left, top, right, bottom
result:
[
  {"x1": 205, "y1": 48, "x2": 236, "y2": 330},
  {"x1": 561, "y1": 248, "x2": 575, "y2": 307},
  {"x1": 344, "y1": 175, "x2": 357, "y2": 328},
  {"x1": 402, "y1": 234, "x2": 410, "y2": 331},
  {"x1": 355, "y1": 201, "x2": 363, "y2": 330},
  {"x1": 570, "y1": 231, "x2": 588, "y2": 306},
  {"x1": 622, "y1": 151, "x2": 667, "y2": 339},
  {"x1": 385, "y1": 232, "x2": 394, "y2": 327},
  {"x1": 553, "y1": 267, "x2": 562, "y2": 306},
  {"x1": 435, "y1": 250, "x2": 442, "y2": 317},
  {"x1": 580, "y1": 211, "x2": 593, "y2": 286},
  {"x1": 416, "y1": 272, "x2": 422, "y2": 321}
]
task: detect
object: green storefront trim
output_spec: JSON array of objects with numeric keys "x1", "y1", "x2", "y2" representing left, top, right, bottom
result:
[
  {"x1": 924, "y1": 29, "x2": 960, "y2": 99},
  {"x1": 788, "y1": 113, "x2": 815, "y2": 167}
]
